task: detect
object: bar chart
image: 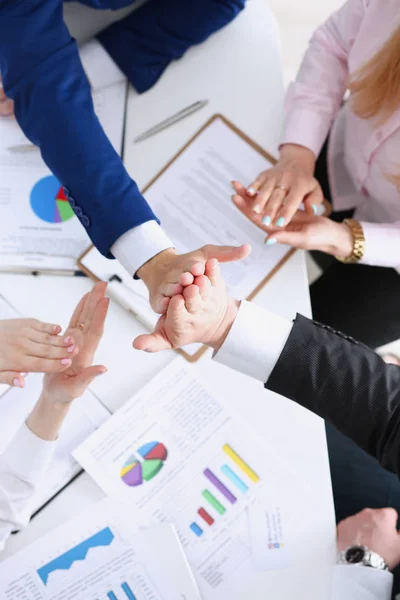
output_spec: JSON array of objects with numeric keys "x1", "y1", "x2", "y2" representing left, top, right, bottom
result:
[
  {"x1": 190, "y1": 443, "x2": 260, "y2": 537},
  {"x1": 107, "y1": 581, "x2": 137, "y2": 599}
]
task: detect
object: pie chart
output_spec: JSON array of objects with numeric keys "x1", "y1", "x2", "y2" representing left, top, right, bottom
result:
[
  {"x1": 30, "y1": 175, "x2": 75, "y2": 224},
  {"x1": 120, "y1": 442, "x2": 168, "y2": 487}
]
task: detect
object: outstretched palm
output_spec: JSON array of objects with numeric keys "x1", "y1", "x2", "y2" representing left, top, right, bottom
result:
[{"x1": 43, "y1": 283, "x2": 109, "y2": 403}]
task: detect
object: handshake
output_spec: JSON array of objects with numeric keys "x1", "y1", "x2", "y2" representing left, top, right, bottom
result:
[
  {"x1": 0, "y1": 242, "x2": 250, "y2": 393},
  {"x1": 134, "y1": 253, "x2": 243, "y2": 354}
]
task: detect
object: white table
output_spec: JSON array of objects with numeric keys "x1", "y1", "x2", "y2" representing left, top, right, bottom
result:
[{"x1": 0, "y1": 2, "x2": 336, "y2": 598}]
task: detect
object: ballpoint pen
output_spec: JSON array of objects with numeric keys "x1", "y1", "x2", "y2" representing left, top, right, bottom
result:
[
  {"x1": 7, "y1": 143, "x2": 38, "y2": 153},
  {"x1": 134, "y1": 100, "x2": 209, "y2": 143}
]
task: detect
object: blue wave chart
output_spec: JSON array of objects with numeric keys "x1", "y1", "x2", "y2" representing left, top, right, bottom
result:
[{"x1": 37, "y1": 527, "x2": 115, "y2": 585}]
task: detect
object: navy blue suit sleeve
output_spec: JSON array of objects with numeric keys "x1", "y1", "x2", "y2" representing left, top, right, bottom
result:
[
  {"x1": 0, "y1": 0, "x2": 158, "y2": 257},
  {"x1": 98, "y1": 0, "x2": 246, "y2": 93}
]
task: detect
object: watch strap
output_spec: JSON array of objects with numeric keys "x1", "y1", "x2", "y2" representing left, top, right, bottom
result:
[{"x1": 335, "y1": 218, "x2": 365, "y2": 264}]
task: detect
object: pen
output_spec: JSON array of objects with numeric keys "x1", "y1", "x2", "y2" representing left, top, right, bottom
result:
[
  {"x1": 134, "y1": 100, "x2": 209, "y2": 143},
  {"x1": 7, "y1": 143, "x2": 37, "y2": 153}
]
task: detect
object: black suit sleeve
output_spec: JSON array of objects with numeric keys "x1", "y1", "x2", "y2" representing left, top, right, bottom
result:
[{"x1": 267, "y1": 314, "x2": 400, "y2": 477}]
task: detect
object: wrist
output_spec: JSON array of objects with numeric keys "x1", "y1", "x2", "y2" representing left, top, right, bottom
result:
[
  {"x1": 137, "y1": 248, "x2": 178, "y2": 287},
  {"x1": 279, "y1": 144, "x2": 316, "y2": 175},
  {"x1": 26, "y1": 393, "x2": 70, "y2": 441},
  {"x1": 209, "y1": 298, "x2": 240, "y2": 351},
  {"x1": 328, "y1": 222, "x2": 354, "y2": 258}
]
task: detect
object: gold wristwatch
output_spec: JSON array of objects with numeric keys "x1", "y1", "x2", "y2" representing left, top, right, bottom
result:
[{"x1": 335, "y1": 218, "x2": 365, "y2": 264}]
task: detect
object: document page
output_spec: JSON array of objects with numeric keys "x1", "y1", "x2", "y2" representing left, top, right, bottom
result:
[
  {"x1": 74, "y1": 359, "x2": 303, "y2": 599},
  {"x1": 0, "y1": 498, "x2": 194, "y2": 600},
  {"x1": 0, "y1": 372, "x2": 110, "y2": 513},
  {"x1": 144, "y1": 116, "x2": 291, "y2": 299},
  {"x1": 0, "y1": 81, "x2": 126, "y2": 271}
]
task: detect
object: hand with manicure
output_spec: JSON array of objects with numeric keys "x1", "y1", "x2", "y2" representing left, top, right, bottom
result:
[
  {"x1": 0, "y1": 318, "x2": 79, "y2": 388},
  {"x1": 42, "y1": 282, "x2": 109, "y2": 404},
  {"x1": 231, "y1": 144, "x2": 323, "y2": 231}
]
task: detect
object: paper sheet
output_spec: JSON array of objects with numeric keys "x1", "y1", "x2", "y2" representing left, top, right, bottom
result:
[
  {"x1": 74, "y1": 358, "x2": 306, "y2": 600},
  {"x1": 0, "y1": 81, "x2": 126, "y2": 272},
  {"x1": 0, "y1": 371, "x2": 110, "y2": 513},
  {"x1": 0, "y1": 498, "x2": 197, "y2": 600},
  {"x1": 248, "y1": 500, "x2": 291, "y2": 571},
  {"x1": 143, "y1": 116, "x2": 290, "y2": 300}
]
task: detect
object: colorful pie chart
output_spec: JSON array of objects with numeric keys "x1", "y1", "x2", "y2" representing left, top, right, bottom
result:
[
  {"x1": 120, "y1": 442, "x2": 168, "y2": 487},
  {"x1": 30, "y1": 175, "x2": 75, "y2": 224}
]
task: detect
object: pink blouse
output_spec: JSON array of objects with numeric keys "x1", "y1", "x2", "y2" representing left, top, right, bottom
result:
[{"x1": 280, "y1": 0, "x2": 400, "y2": 270}]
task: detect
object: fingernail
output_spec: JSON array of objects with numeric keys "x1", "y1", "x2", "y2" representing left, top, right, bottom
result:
[
  {"x1": 247, "y1": 187, "x2": 256, "y2": 196},
  {"x1": 275, "y1": 217, "x2": 285, "y2": 227},
  {"x1": 67, "y1": 344, "x2": 75, "y2": 353},
  {"x1": 265, "y1": 238, "x2": 277, "y2": 246},
  {"x1": 230, "y1": 181, "x2": 236, "y2": 190},
  {"x1": 64, "y1": 337, "x2": 71, "y2": 345},
  {"x1": 96, "y1": 370, "x2": 107, "y2": 377},
  {"x1": 253, "y1": 205, "x2": 262, "y2": 215},
  {"x1": 261, "y1": 215, "x2": 271, "y2": 226},
  {"x1": 61, "y1": 358, "x2": 71, "y2": 365},
  {"x1": 312, "y1": 204, "x2": 318, "y2": 215},
  {"x1": 53, "y1": 325, "x2": 60, "y2": 333},
  {"x1": 13, "y1": 378, "x2": 22, "y2": 387}
]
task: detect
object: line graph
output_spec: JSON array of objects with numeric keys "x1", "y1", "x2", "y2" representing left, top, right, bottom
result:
[{"x1": 37, "y1": 527, "x2": 115, "y2": 585}]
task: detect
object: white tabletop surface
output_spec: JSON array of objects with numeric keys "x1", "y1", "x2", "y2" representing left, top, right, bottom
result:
[{"x1": 0, "y1": 1, "x2": 336, "y2": 598}]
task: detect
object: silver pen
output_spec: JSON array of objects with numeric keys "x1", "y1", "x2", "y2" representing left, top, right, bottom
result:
[
  {"x1": 7, "y1": 143, "x2": 37, "y2": 153},
  {"x1": 134, "y1": 99, "x2": 209, "y2": 143}
]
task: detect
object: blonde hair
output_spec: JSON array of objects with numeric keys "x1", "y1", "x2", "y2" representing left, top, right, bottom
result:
[
  {"x1": 348, "y1": 24, "x2": 400, "y2": 185},
  {"x1": 349, "y1": 23, "x2": 400, "y2": 123}
]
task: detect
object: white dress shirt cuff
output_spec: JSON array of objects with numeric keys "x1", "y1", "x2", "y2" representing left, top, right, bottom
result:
[
  {"x1": 214, "y1": 300, "x2": 293, "y2": 382},
  {"x1": 111, "y1": 221, "x2": 174, "y2": 277},
  {"x1": 79, "y1": 39, "x2": 126, "y2": 91},
  {"x1": 2, "y1": 423, "x2": 55, "y2": 482},
  {"x1": 332, "y1": 565, "x2": 393, "y2": 600}
]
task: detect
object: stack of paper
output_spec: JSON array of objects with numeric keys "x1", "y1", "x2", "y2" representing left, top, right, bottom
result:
[
  {"x1": 0, "y1": 498, "x2": 202, "y2": 599},
  {"x1": 0, "y1": 81, "x2": 126, "y2": 273},
  {"x1": 74, "y1": 358, "x2": 303, "y2": 599}
]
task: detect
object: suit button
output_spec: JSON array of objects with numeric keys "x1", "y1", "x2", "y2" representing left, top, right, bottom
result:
[
  {"x1": 75, "y1": 206, "x2": 83, "y2": 217},
  {"x1": 81, "y1": 215, "x2": 90, "y2": 227}
]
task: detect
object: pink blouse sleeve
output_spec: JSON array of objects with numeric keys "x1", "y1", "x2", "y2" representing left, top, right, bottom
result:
[
  {"x1": 280, "y1": 0, "x2": 367, "y2": 157},
  {"x1": 359, "y1": 221, "x2": 400, "y2": 269}
]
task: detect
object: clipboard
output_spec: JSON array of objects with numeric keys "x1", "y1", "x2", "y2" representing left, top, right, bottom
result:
[{"x1": 79, "y1": 114, "x2": 328, "y2": 363}]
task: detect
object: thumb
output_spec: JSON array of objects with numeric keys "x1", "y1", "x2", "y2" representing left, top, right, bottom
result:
[
  {"x1": 73, "y1": 365, "x2": 107, "y2": 392},
  {"x1": 201, "y1": 243, "x2": 251, "y2": 263},
  {"x1": 133, "y1": 331, "x2": 171, "y2": 353},
  {"x1": 0, "y1": 372, "x2": 25, "y2": 388}
]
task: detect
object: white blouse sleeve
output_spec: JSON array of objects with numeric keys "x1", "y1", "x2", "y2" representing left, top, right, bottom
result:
[{"x1": 0, "y1": 423, "x2": 55, "y2": 552}]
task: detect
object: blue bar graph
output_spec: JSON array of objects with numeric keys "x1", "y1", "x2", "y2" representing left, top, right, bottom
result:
[
  {"x1": 221, "y1": 464, "x2": 248, "y2": 493},
  {"x1": 122, "y1": 582, "x2": 137, "y2": 600},
  {"x1": 190, "y1": 522, "x2": 203, "y2": 537},
  {"x1": 107, "y1": 592, "x2": 117, "y2": 600}
]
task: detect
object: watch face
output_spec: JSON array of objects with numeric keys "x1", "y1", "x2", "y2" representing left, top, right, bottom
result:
[{"x1": 346, "y1": 547, "x2": 366, "y2": 564}]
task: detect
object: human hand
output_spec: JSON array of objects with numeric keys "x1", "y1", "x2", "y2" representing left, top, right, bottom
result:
[
  {"x1": 231, "y1": 197, "x2": 352, "y2": 257},
  {"x1": 0, "y1": 76, "x2": 14, "y2": 117},
  {"x1": 137, "y1": 244, "x2": 250, "y2": 314},
  {"x1": 42, "y1": 282, "x2": 109, "y2": 404},
  {"x1": 337, "y1": 508, "x2": 400, "y2": 570},
  {"x1": 232, "y1": 144, "x2": 322, "y2": 228},
  {"x1": 0, "y1": 318, "x2": 79, "y2": 388},
  {"x1": 133, "y1": 259, "x2": 239, "y2": 352}
]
